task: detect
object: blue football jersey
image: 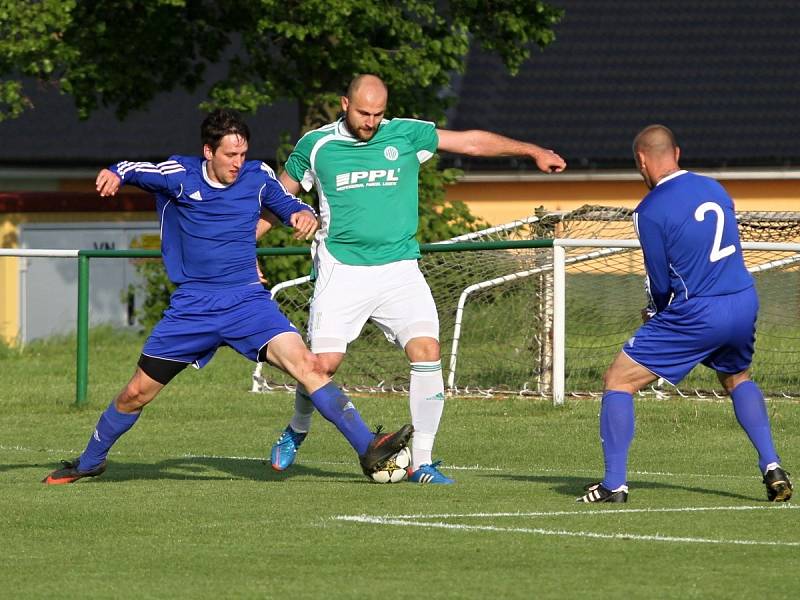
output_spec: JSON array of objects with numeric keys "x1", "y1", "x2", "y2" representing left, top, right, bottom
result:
[
  {"x1": 110, "y1": 156, "x2": 314, "y2": 289},
  {"x1": 633, "y1": 171, "x2": 753, "y2": 313}
]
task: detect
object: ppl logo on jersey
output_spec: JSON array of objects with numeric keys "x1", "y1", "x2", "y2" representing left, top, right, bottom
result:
[
  {"x1": 335, "y1": 169, "x2": 400, "y2": 191},
  {"x1": 384, "y1": 146, "x2": 399, "y2": 161}
]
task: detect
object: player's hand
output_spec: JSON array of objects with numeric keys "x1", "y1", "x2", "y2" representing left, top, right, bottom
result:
[
  {"x1": 290, "y1": 210, "x2": 319, "y2": 240},
  {"x1": 256, "y1": 260, "x2": 269, "y2": 285},
  {"x1": 96, "y1": 169, "x2": 121, "y2": 197},
  {"x1": 641, "y1": 307, "x2": 656, "y2": 323},
  {"x1": 533, "y1": 149, "x2": 566, "y2": 173}
]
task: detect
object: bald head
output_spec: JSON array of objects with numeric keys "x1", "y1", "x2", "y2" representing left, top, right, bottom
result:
[
  {"x1": 342, "y1": 74, "x2": 388, "y2": 141},
  {"x1": 346, "y1": 74, "x2": 388, "y2": 101},
  {"x1": 633, "y1": 124, "x2": 677, "y2": 158},
  {"x1": 633, "y1": 124, "x2": 681, "y2": 189}
]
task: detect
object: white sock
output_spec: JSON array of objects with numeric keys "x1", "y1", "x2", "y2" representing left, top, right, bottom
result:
[
  {"x1": 289, "y1": 384, "x2": 315, "y2": 434},
  {"x1": 409, "y1": 361, "x2": 445, "y2": 470}
]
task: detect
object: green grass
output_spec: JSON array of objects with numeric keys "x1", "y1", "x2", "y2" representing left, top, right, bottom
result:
[{"x1": 2, "y1": 327, "x2": 799, "y2": 598}]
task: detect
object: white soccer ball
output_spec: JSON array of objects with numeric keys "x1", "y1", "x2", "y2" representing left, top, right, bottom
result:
[{"x1": 369, "y1": 446, "x2": 411, "y2": 484}]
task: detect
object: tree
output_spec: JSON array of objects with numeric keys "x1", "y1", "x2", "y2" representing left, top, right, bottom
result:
[
  {"x1": 1, "y1": 1, "x2": 563, "y2": 326},
  {"x1": 2, "y1": 1, "x2": 562, "y2": 126},
  {"x1": 0, "y1": 0, "x2": 76, "y2": 120}
]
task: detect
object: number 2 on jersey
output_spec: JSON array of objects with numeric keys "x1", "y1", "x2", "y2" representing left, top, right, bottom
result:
[{"x1": 694, "y1": 202, "x2": 735, "y2": 262}]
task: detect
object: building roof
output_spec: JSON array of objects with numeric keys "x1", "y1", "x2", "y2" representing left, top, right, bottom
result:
[
  {"x1": 1, "y1": 1, "x2": 798, "y2": 173},
  {"x1": 0, "y1": 72, "x2": 299, "y2": 169},
  {"x1": 446, "y1": 0, "x2": 800, "y2": 171}
]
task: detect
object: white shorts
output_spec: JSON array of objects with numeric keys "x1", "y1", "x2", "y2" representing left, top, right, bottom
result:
[{"x1": 308, "y1": 242, "x2": 439, "y2": 354}]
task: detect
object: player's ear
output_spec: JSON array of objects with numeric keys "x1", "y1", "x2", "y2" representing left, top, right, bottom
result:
[
  {"x1": 674, "y1": 146, "x2": 681, "y2": 164},
  {"x1": 341, "y1": 96, "x2": 349, "y2": 113},
  {"x1": 203, "y1": 144, "x2": 214, "y2": 161}
]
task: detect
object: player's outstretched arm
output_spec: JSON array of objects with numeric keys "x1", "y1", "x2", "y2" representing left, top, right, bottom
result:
[
  {"x1": 258, "y1": 163, "x2": 317, "y2": 236},
  {"x1": 96, "y1": 168, "x2": 121, "y2": 197},
  {"x1": 436, "y1": 129, "x2": 566, "y2": 173},
  {"x1": 275, "y1": 171, "x2": 318, "y2": 239},
  {"x1": 279, "y1": 170, "x2": 302, "y2": 196}
]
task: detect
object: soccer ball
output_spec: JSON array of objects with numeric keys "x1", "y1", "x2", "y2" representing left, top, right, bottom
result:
[{"x1": 369, "y1": 446, "x2": 411, "y2": 484}]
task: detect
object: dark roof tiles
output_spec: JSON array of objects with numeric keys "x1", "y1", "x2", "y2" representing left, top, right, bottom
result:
[{"x1": 448, "y1": 0, "x2": 800, "y2": 169}]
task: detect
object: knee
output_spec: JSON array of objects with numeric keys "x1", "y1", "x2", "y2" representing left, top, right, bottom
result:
[
  {"x1": 602, "y1": 367, "x2": 615, "y2": 391},
  {"x1": 114, "y1": 368, "x2": 162, "y2": 412},
  {"x1": 718, "y1": 370, "x2": 751, "y2": 395},
  {"x1": 115, "y1": 382, "x2": 150, "y2": 412},
  {"x1": 297, "y1": 351, "x2": 330, "y2": 380},
  {"x1": 315, "y1": 354, "x2": 339, "y2": 378},
  {"x1": 405, "y1": 337, "x2": 440, "y2": 363},
  {"x1": 603, "y1": 364, "x2": 633, "y2": 394}
]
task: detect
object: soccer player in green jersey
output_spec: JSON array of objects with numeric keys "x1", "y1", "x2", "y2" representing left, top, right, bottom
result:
[{"x1": 270, "y1": 74, "x2": 566, "y2": 483}]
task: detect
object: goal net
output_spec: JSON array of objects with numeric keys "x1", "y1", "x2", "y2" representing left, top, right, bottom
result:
[{"x1": 252, "y1": 206, "x2": 800, "y2": 399}]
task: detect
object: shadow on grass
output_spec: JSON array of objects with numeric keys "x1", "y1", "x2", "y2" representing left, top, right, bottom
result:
[
  {"x1": 5, "y1": 456, "x2": 367, "y2": 484},
  {"x1": 489, "y1": 473, "x2": 761, "y2": 503}
]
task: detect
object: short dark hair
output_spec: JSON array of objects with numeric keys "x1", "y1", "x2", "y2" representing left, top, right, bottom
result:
[
  {"x1": 201, "y1": 109, "x2": 250, "y2": 152},
  {"x1": 633, "y1": 124, "x2": 677, "y2": 155}
]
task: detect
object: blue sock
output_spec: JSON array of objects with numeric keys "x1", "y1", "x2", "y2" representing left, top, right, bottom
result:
[
  {"x1": 309, "y1": 382, "x2": 373, "y2": 455},
  {"x1": 600, "y1": 390, "x2": 635, "y2": 490},
  {"x1": 79, "y1": 402, "x2": 141, "y2": 471},
  {"x1": 730, "y1": 380, "x2": 780, "y2": 472}
]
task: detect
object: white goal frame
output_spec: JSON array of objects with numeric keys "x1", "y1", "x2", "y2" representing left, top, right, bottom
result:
[
  {"x1": 550, "y1": 239, "x2": 800, "y2": 405},
  {"x1": 252, "y1": 238, "x2": 800, "y2": 403}
]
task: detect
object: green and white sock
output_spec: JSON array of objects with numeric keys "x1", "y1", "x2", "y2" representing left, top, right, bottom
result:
[{"x1": 409, "y1": 361, "x2": 445, "y2": 470}]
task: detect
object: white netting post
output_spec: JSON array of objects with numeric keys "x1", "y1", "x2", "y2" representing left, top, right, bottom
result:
[
  {"x1": 538, "y1": 262, "x2": 553, "y2": 396},
  {"x1": 552, "y1": 244, "x2": 566, "y2": 406},
  {"x1": 251, "y1": 275, "x2": 312, "y2": 392}
]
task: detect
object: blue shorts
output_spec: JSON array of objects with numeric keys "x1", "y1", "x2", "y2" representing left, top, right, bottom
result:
[
  {"x1": 622, "y1": 286, "x2": 758, "y2": 385},
  {"x1": 142, "y1": 285, "x2": 298, "y2": 368}
]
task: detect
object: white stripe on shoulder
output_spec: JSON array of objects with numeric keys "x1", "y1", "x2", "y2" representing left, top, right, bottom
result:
[
  {"x1": 310, "y1": 133, "x2": 342, "y2": 173},
  {"x1": 117, "y1": 160, "x2": 185, "y2": 177},
  {"x1": 156, "y1": 160, "x2": 183, "y2": 169},
  {"x1": 391, "y1": 117, "x2": 436, "y2": 127},
  {"x1": 296, "y1": 121, "x2": 338, "y2": 143},
  {"x1": 260, "y1": 162, "x2": 277, "y2": 177}
]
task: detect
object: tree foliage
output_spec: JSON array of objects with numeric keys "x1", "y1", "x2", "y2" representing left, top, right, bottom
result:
[
  {"x1": 1, "y1": 0, "x2": 562, "y2": 124},
  {"x1": 0, "y1": 0, "x2": 76, "y2": 120},
  {"x1": 1, "y1": 0, "x2": 562, "y2": 327}
]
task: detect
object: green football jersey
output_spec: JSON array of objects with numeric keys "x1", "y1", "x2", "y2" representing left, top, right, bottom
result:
[{"x1": 285, "y1": 117, "x2": 439, "y2": 265}]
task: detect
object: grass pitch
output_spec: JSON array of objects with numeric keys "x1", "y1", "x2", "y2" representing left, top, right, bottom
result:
[{"x1": 1, "y1": 328, "x2": 798, "y2": 599}]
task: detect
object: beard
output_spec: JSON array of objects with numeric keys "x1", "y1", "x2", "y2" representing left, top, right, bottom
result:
[{"x1": 345, "y1": 113, "x2": 378, "y2": 141}]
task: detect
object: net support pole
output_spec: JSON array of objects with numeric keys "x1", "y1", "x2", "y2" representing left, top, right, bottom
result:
[
  {"x1": 76, "y1": 254, "x2": 90, "y2": 406},
  {"x1": 552, "y1": 245, "x2": 566, "y2": 406}
]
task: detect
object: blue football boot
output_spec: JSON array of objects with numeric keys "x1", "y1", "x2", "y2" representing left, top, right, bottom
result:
[
  {"x1": 270, "y1": 426, "x2": 307, "y2": 471},
  {"x1": 408, "y1": 460, "x2": 455, "y2": 484}
]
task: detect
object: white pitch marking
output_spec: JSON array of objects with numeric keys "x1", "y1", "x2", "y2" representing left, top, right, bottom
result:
[
  {"x1": 0, "y1": 444, "x2": 82, "y2": 455},
  {"x1": 351, "y1": 504, "x2": 799, "y2": 520},
  {"x1": 334, "y1": 510, "x2": 800, "y2": 547}
]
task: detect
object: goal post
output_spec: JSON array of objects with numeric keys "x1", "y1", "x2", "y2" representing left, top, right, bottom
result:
[{"x1": 253, "y1": 206, "x2": 800, "y2": 402}]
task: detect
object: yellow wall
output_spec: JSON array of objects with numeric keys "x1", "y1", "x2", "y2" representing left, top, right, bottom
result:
[
  {"x1": 445, "y1": 178, "x2": 800, "y2": 225},
  {"x1": 0, "y1": 218, "x2": 20, "y2": 343}
]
